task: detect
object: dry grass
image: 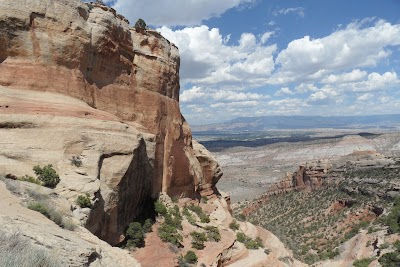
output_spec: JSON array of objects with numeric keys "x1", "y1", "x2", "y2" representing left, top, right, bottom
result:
[{"x1": 0, "y1": 231, "x2": 61, "y2": 267}]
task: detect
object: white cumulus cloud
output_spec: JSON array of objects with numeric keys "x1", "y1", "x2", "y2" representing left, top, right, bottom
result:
[
  {"x1": 274, "y1": 19, "x2": 400, "y2": 83},
  {"x1": 321, "y1": 69, "x2": 367, "y2": 84},
  {"x1": 349, "y1": 71, "x2": 399, "y2": 92},
  {"x1": 275, "y1": 87, "x2": 294, "y2": 96},
  {"x1": 159, "y1": 26, "x2": 277, "y2": 89},
  {"x1": 180, "y1": 86, "x2": 268, "y2": 103}
]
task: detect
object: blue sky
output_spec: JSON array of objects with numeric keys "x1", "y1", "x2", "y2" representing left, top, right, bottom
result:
[{"x1": 104, "y1": 0, "x2": 400, "y2": 125}]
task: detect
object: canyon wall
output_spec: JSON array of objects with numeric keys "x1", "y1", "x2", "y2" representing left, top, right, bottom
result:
[{"x1": 0, "y1": 0, "x2": 217, "y2": 244}]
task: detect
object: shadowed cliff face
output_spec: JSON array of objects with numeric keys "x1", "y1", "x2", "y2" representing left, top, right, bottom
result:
[{"x1": 0, "y1": 0, "x2": 218, "y2": 245}]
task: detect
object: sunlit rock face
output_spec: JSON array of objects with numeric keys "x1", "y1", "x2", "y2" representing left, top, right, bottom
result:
[{"x1": 0, "y1": 0, "x2": 217, "y2": 244}]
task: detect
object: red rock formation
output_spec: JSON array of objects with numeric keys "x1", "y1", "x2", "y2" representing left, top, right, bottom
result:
[
  {"x1": 193, "y1": 141, "x2": 223, "y2": 197},
  {"x1": 0, "y1": 0, "x2": 217, "y2": 245},
  {"x1": 243, "y1": 162, "x2": 334, "y2": 216},
  {"x1": 271, "y1": 162, "x2": 333, "y2": 194},
  {"x1": 0, "y1": 0, "x2": 201, "y2": 198}
]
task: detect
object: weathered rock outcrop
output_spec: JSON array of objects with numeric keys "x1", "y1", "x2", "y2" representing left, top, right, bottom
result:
[
  {"x1": 0, "y1": 180, "x2": 141, "y2": 267},
  {"x1": 241, "y1": 162, "x2": 334, "y2": 216},
  {"x1": 193, "y1": 140, "x2": 223, "y2": 196},
  {"x1": 0, "y1": 0, "x2": 216, "y2": 245},
  {"x1": 0, "y1": 87, "x2": 156, "y2": 245},
  {"x1": 0, "y1": 0, "x2": 201, "y2": 198},
  {"x1": 266, "y1": 161, "x2": 333, "y2": 195}
]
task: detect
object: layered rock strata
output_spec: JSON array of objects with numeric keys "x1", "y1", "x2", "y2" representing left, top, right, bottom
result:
[
  {"x1": 0, "y1": 0, "x2": 215, "y2": 245},
  {"x1": 0, "y1": 1, "x2": 306, "y2": 266}
]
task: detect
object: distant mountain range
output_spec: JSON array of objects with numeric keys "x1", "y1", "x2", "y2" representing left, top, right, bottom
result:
[{"x1": 192, "y1": 114, "x2": 400, "y2": 132}]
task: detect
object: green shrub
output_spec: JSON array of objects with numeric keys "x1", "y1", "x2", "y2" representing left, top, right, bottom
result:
[
  {"x1": 134, "y1": 18, "x2": 147, "y2": 29},
  {"x1": 156, "y1": 201, "x2": 184, "y2": 247},
  {"x1": 143, "y1": 218, "x2": 153, "y2": 233},
  {"x1": 187, "y1": 204, "x2": 210, "y2": 223},
  {"x1": 381, "y1": 197, "x2": 400, "y2": 234},
  {"x1": 304, "y1": 254, "x2": 319, "y2": 265},
  {"x1": 154, "y1": 200, "x2": 168, "y2": 216},
  {"x1": 165, "y1": 213, "x2": 182, "y2": 230},
  {"x1": 126, "y1": 222, "x2": 144, "y2": 248},
  {"x1": 33, "y1": 165, "x2": 60, "y2": 188},
  {"x1": 236, "y1": 232, "x2": 246, "y2": 243},
  {"x1": 28, "y1": 202, "x2": 50, "y2": 218},
  {"x1": 237, "y1": 213, "x2": 246, "y2": 221},
  {"x1": 199, "y1": 213, "x2": 210, "y2": 223},
  {"x1": 190, "y1": 231, "x2": 207, "y2": 250},
  {"x1": 183, "y1": 207, "x2": 196, "y2": 225},
  {"x1": 380, "y1": 243, "x2": 390, "y2": 249},
  {"x1": 245, "y1": 237, "x2": 263, "y2": 249},
  {"x1": 353, "y1": 257, "x2": 375, "y2": 267},
  {"x1": 205, "y1": 226, "x2": 221, "y2": 242},
  {"x1": 321, "y1": 248, "x2": 339, "y2": 260},
  {"x1": 378, "y1": 239, "x2": 400, "y2": 267},
  {"x1": 187, "y1": 204, "x2": 202, "y2": 214},
  {"x1": 76, "y1": 193, "x2": 92, "y2": 208},
  {"x1": 158, "y1": 223, "x2": 183, "y2": 246},
  {"x1": 236, "y1": 232, "x2": 263, "y2": 249},
  {"x1": 394, "y1": 240, "x2": 400, "y2": 250},
  {"x1": 379, "y1": 252, "x2": 400, "y2": 266},
  {"x1": 184, "y1": 250, "x2": 198, "y2": 264},
  {"x1": 229, "y1": 220, "x2": 240, "y2": 231}
]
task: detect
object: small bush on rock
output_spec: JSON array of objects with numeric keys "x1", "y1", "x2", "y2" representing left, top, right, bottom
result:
[
  {"x1": 33, "y1": 165, "x2": 60, "y2": 188},
  {"x1": 126, "y1": 222, "x2": 144, "y2": 248},
  {"x1": 205, "y1": 226, "x2": 221, "y2": 242},
  {"x1": 155, "y1": 200, "x2": 168, "y2": 216},
  {"x1": 157, "y1": 203, "x2": 183, "y2": 247},
  {"x1": 353, "y1": 257, "x2": 375, "y2": 267},
  {"x1": 236, "y1": 232, "x2": 264, "y2": 249},
  {"x1": 190, "y1": 231, "x2": 207, "y2": 250},
  {"x1": 183, "y1": 207, "x2": 196, "y2": 225},
  {"x1": 76, "y1": 193, "x2": 92, "y2": 209},
  {"x1": 28, "y1": 202, "x2": 50, "y2": 218},
  {"x1": 158, "y1": 223, "x2": 183, "y2": 246},
  {"x1": 143, "y1": 218, "x2": 153, "y2": 233},
  {"x1": 134, "y1": 18, "x2": 147, "y2": 30},
  {"x1": 187, "y1": 204, "x2": 210, "y2": 223},
  {"x1": 184, "y1": 250, "x2": 198, "y2": 264},
  {"x1": 229, "y1": 219, "x2": 240, "y2": 231}
]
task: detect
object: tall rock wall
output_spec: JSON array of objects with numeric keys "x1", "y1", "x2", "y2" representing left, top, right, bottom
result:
[
  {"x1": 0, "y1": 0, "x2": 202, "y2": 197},
  {"x1": 0, "y1": 0, "x2": 215, "y2": 245}
]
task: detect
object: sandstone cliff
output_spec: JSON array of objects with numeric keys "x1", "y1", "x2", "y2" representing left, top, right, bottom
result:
[
  {"x1": 0, "y1": 0, "x2": 212, "y2": 245},
  {"x1": 0, "y1": 1, "x2": 306, "y2": 266}
]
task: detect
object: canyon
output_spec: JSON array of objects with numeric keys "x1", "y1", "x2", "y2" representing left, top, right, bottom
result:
[
  {"x1": 2, "y1": 1, "x2": 400, "y2": 266},
  {"x1": 0, "y1": 0, "x2": 302, "y2": 266}
]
